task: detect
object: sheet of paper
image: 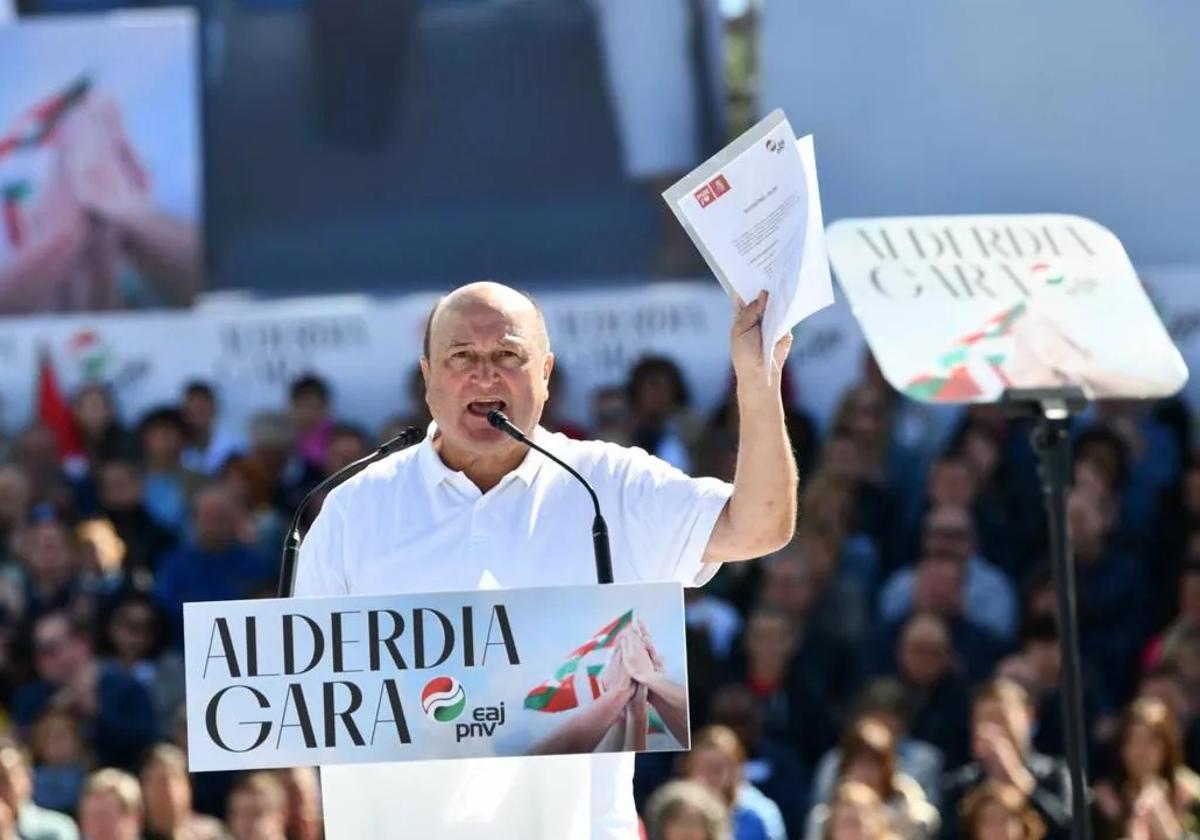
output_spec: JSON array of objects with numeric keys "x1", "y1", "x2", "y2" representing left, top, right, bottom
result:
[{"x1": 664, "y1": 109, "x2": 835, "y2": 379}]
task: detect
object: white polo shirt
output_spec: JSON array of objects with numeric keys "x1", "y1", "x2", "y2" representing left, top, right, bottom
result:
[{"x1": 295, "y1": 425, "x2": 733, "y2": 840}]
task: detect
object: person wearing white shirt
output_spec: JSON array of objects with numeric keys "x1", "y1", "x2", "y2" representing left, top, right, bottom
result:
[{"x1": 295, "y1": 280, "x2": 797, "y2": 840}]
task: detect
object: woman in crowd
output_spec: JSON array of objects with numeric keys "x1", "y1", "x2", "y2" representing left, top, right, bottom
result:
[
  {"x1": 805, "y1": 718, "x2": 939, "y2": 840},
  {"x1": 1094, "y1": 697, "x2": 1200, "y2": 840},
  {"x1": 822, "y1": 781, "x2": 899, "y2": 840},
  {"x1": 681, "y1": 725, "x2": 785, "y2": 840},
  {"x1": 959, "y1": 781, "x2": 1045, "y2": 840},
  {"x1": 644, "y1": 779, "x2": 732, "y2": 840}
]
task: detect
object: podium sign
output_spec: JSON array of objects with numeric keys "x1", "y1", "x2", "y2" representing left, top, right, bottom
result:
[
  {"x1": 184, "y1": 582, "x2": 690, "y2": 772},
  {"x1": 827, "y1": 214, "x2": 1188, "y2": 402}
]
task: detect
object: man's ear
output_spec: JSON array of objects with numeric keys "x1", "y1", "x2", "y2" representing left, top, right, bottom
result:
[
  {"x1": 420, "y1": 358, "x2": 430, "y2": 385},
  {"x1": 543, "y1": 352, "x2": 555, "y2": 386}
]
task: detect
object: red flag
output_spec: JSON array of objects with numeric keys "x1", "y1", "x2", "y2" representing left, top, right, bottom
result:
[{"x1": 36, "y1": 349, "x2": 83, "y2": 460}]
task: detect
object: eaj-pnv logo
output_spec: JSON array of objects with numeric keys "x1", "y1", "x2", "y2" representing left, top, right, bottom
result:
[{"x1": 421, "y1": 677, "x2": 467, "y2": 722}]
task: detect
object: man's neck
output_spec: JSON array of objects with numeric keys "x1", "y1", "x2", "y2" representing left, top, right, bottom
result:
[{"x1": 435, "y1": 435, "x2": 528, "y2": 494}]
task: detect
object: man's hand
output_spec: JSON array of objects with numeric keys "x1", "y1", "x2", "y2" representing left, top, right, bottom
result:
[
  {"x1": 731, "y1": 290, "x2": 793, "y2": 393},
  {"x1": 975, "y1": 723, "x2": 1034, "y2": 796}
]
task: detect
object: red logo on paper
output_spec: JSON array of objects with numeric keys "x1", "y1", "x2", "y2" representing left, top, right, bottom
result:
[{"x1": 694, "y1": 175, "x2": 731, "y2": 209}]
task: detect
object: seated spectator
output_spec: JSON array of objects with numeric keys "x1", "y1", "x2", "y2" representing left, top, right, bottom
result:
[
  {"x1": 823, "y1": 781, "x2": 899, "y2": 840},
  {"x1": 95, "y1": 459, "x2": 177, "y2": 581},
  {"x1": 1093, "y1": 698, "x2": 1200, "y2": 840},
  {"x1": 708, "y1": 683, "x2": 810, "y2": 839},
  {"x1": 1137, "y1": 663, "x2": 1200, "y2": 771},
  {"x1": 137, "y1": 408, "x2": 203, "y2": 534},
  {"x1": 71, "y1": 385, "x2": 136, "y2": 470},
  {"x1": 591, "y1": 385, "x2": 632, "y2": 447},
  {"x1": 227, "y1": 773, "x2": 288, "y2": 840},
  {"x1": 685, "y1": 585, "x2": 742, "y2": 663},
  {"x1": 0, "y1": 741, "x2": 77, "y2": 840},
  {"x1": 644, "y1": 780, "x2": 732, "y2": 840},
  {"x1": 1067, "y1": 483, "x2": 1149, "y2": 707},
  {"x1": 78, "y1": 769, "x2": 141, "y2": 840},
  {"x1": 29, "y1": 710, "x2": 87, "y2": 818},
  {"x1": 800, "y1": 470, "x2": 881, "y2": 607},
  {"x1": 0, "y1": 464, "x2": 30, "y2": 563},
  {"x1": 1144, "y1": 560, "x2": 1200, "y2": 670},
  {"x1": 812, "y1": 678, "x2": 945, "y2": 809},
  {"x1": 12, "y1": 612, "x2": 158, "y2": 771},
  {"x1": 626, "y1": 356, "x2": 700, "y2": 473},
  {"x1": 888, "y1": 613, "x2": 971, "y2": 769},
  {"x1": 879, "y1": 505, "x2": 1017, "y2": 643},
  {"x1": 218, "y1": 456, "x2": 287, "y2": 563},
  {"x1": 723, "y1": 606, "x2": 838, "y2": 767},
  {"x1": 140, "y1": 744, "x2": 227, "y2": 840},
  {"x1": 804, "y1": 718, "x2": 938, "y2": 840},
  {"x1": 2, "y1": 517, "x2": 81, "y2": 630},
  {"x1": 681, "y1": 724, "x2": 785, "y2": 840},
  {"x1": 153, "y1": 484, "x2": 275, "y2": 644},
  {"x1": 101, "y1": 592, "x2": 185, "y2": 726},
  {"x1": 180, "y1": 381, "x2": 243, "y2": 477},
  {"x1": 289, "y1": 374, "x2": 335, "y2": 475},
  {"x1": 941, "y1": 678, "x2": 1070, "y2": 840},
  {"x1": 959, "y1": 781, "x2": 1045, "y2": 840},
  {"x1": 276, "y1": 767, "x2": 321, "y2": 840},
  {"x1": 874, "y1": 553, "x2": 1002, "y2": 685}
]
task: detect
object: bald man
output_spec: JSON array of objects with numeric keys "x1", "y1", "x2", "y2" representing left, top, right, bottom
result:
[{"x1": 296, "y1": 281, "x2": 798, "y2": 839}]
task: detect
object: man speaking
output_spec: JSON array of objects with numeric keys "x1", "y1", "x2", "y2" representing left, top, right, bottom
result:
[{"x1": 295, "y1": 281, "x2": 797, "y2": 839}]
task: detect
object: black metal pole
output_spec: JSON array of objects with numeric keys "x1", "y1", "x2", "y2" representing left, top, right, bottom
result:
[{"x1": 1032, "y1": 413, "x2": 1092, "y2": 840}]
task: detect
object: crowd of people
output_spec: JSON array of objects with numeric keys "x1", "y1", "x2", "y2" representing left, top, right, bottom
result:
[{"x1": 0, "y1": 350, "x2": 1196, "y2": 840}]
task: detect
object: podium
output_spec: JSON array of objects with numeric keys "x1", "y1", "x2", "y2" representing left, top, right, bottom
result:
[{"x1": 183, "y1": 582, "x2": 692, "y2": 838}]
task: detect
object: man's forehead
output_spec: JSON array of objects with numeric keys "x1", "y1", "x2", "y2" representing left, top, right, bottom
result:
[{"x1": 430, "y1": 293, "x2": 545, "y2": 348}]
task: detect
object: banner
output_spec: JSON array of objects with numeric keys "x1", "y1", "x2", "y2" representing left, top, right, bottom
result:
[
  {"x1": 184, "y1": 582, "x2": 689, "y2": 771},
  {"x1": 828, "y1": 214, "x2": 1188, "y2": 403},
  {"x1": 0, "y1": 11, "x2": 202, "y2": 314}
]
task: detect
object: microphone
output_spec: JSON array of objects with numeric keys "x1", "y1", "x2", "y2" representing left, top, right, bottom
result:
[
  {"x1": 487, "y1": 409, "x2": 614, "y2": 585},
  {"x1": 277, "y1": 426, "x2": 425, "y2": 597}
]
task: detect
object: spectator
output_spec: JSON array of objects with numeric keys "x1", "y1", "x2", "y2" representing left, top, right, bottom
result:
[
  {"x1": 12, "y1": 611, "x2": 158, "y2": 771},
  {"x1": 724, "y1": 606, "x2": 837, "y2": 767},
  {"x1": 0, "y1": 741, "x2": 78, "y2": 840},
  {"x1": 4, "y1": 517, "x2": 80, "y2": 629},
  {"x1": 226, "y1": 772, "x2": 288, "y2": 840},
  {"x1": 29, "y1": 710, "x2": 87, "y2": 818},
  {"x1": 878, "y1": 505, "x2": 1017, "y2": 643},
  {"x1": 823, "y1": 781, "x2": 899, "y2": 840},
  {"x1": 242, "y1": 412, "x2": 299, "y2": 515},
  {"x1": 800, "y1": 470, "x2": 881, "y2": 609},
  {"x1": 804, "y1": 718, "x2": 938, "y2": 840},
  {"x1": 137, "y1": 408, "x2": 203, "y2": 534},
  {"x1": 95, "y1": 458, "x2": 177, "y2": 580},
  {"x1": 874, "y1": 555, "x2": 1002, "y2": 685},
  {"x1": 153, "y1": 483, "x2": 275, "y2": 644},
  {"x1": 1144, "y1": 560, "x2": 1200, "y2": 670},
  {"x1": 218, "y1": 456, "x2": 287, "y2": 563},
  {"x1": 78, "y1": 769, "x2": 141, "y2": 840},
  {"x1": 959, "y1": 781, "x2": 1045, "y2": 840},
  {"x1": 941, "y1": 678, "x2": 1071, "y2": 840},
  {"x1": 707, "y1": 683, "x2": 810, "y2": 839},
  {"x1": 289, "y1": 374, "x2": 334, "y2": 473},
  {"x1": 101, "y1": 591, "x2": 185, "y2": 727},
  {"x1": 180, "y1": 382, "x2": 243, "y2": 477},
  {"x1": 591, "y1": 385, "x2": 633, "y2": 447},
  {"x1": 276, "y1": 767, "x2": 321, "y2": 840},
  {"x1": 139, "y1": 744, "x2": 228, "y2": 840},
  {"x1": 812, "y1": 678, "x2": 945, "y2": 810},
  {"x1": 681, "y1": 724, "x2": 784, "y2": 840},
  {"x1": 626, "y1": 356, "x2": 700, "y2": 472},
  {"x1": 644, "y1": 779, "x2": 732, "y2": 840},
  {"x1": 1067, "y1": 483, "x2": 1149, "y2": 706},
  {"x1": 0, "y1": 465, "x2": 30, "y2": 562},
  {"x1": 11, "y1": 426, "x2": 76, "y2": 518},
  {"x1": 685, "y1": 585, "x2": 742, "y2": 663},
  {"x1": 889, "y1": 612, "x2": 971, "y2": 768},
  {"x1": 1093, "y1": 698, "x2": 1200, "y2": 840},
  {"x1": 71, "y1": 385, "x2": 136, "y2": 469}
]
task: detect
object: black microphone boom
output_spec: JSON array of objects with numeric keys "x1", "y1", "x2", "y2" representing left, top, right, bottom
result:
[
  {"x1": 487, "y1": 409, "x2": 614, "y2": 585},
  {"x1": 277, "y1": 426, "x2": 424, "y2": 597}
]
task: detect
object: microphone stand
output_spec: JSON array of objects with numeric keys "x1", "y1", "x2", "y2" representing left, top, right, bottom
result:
[
  {"x1": 276, "y1": 426, "x2": 425, "y2": 597},
  {"x1": 487, "y1": 410, "x2": 614, "y2": 585}
]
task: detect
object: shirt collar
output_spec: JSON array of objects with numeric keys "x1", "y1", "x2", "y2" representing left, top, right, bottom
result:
[{"x1": 418, "y1": 422, "x2": 550, "y2": 490}]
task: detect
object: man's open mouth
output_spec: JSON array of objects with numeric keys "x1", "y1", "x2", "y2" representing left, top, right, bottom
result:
[{"x1": 467, "y1": 399, "x2": 506, "y2": 417}]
